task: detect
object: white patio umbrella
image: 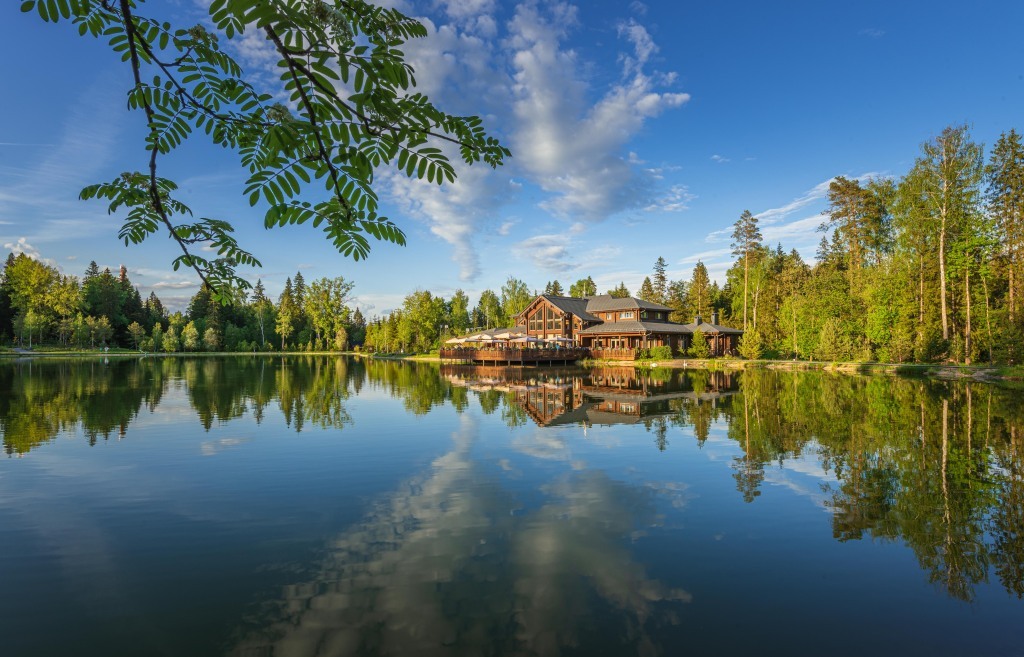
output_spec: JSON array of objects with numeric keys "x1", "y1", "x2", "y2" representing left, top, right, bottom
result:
[
  {"x1": 546, "y1": 336, "x2": 574, "y2": 344},
  {"x1": 510, "y1": 336, "x2": 541, "y2": 344},
  {"x1": 493, "y1": 329, "x2": 526, "y2": 339},
  {"x1": 444, "y1": 336, "x2": 465, "y2": 344}
]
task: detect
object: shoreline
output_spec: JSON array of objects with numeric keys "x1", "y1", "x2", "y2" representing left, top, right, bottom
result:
[{"x1": 2, "y1": 349, "x2": 1019, "y2": 382}]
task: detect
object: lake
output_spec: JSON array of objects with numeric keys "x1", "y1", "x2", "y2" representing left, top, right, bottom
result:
[{"x1": 1, "y1": 356, "x2": 1022, "y2": 656}]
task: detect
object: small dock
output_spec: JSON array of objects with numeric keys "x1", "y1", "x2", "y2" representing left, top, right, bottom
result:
[{"x1": 439, "y1": 347, "x2": 590, "y2": 365}]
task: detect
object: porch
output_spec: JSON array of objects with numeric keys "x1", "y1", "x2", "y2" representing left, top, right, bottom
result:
[{"x1": 440, "y1": 346, "x2": 590, "y2": 365}]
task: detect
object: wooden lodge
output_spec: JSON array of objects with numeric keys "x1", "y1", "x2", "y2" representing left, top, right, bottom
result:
[{"x1": 439, "y1": 293, "x2": 743, "y2": 364}]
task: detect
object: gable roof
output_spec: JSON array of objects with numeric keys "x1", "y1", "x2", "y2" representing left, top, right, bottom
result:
[
  {"x1": 578, "y1": 321, "x2": 695, "y2": 335},
  {"x1": 541, "y1": 295, "x2": 601, "y2": 322},
  {"x1": 584, "y1": 295, "x2": 673, "y2": 313},
  {"x1": 677, "y1": 320, "x2": 744, "y2": 335}
]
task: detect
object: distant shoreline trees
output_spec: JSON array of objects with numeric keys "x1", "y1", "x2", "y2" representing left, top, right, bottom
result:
[{"x1": 4, "y1": 123, "x2": 1023, "y2": 363}]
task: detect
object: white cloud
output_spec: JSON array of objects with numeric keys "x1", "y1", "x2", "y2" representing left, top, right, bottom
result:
[
  {"x1": 644, "y1": 184, "x2": 695, "y2": 212},
  {"x1": 513, "y1": 233, "x2": 576, "y2": 273},
  {"x1": 509, "y1": 5, "x2": 690, "y2": 222},
  {"x1": 710, "y1": 154, "x2": 730, "y2": 163},
  {"x1": 4, "y1": 237, "x2": 41, "y2": 259},
  {"x1": 151, "y1": 281, "x2": 199, "y2": 290}
]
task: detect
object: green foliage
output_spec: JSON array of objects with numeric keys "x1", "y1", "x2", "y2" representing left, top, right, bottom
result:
[
  {"x1": 569, "y1": 277, "x2": 597, "y2": 298},
  {"x1": 162, "y1": 326, "x2": 180, "y2": 352},
  {"x1": 127, "y1": 321, "x2": 146, "y2": 349},
  {"x1": 637, "y1": 277, "x2": 656, "y2": 302},
  {"x1": 647, "y1": 345, "x2": 673, "y2": 360},
  {"x1": 500, "y1": 277, "x2": 531, "y2": 321},
  {"x1": 182, "y1": 321, "x2": 201, "y2": 351},
  {"x1": 23, "y1": 0, "x2": 509, "y2": 302},
  {"x1": 738, "y1": 329, "x2": 764, "y2": 360},
  {"x1": 688, "y1": 331, "x2": 710, "y2": 358},
  {"x1": 607, "y1": 282, "x2": 630, "y2": 298},
  {"x1": 202, "y1": 327, "x2": 220, "y2": 352}
]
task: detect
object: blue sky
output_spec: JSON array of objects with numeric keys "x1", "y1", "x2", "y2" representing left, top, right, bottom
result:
[{"x1": 2, "y1": 0, "x2": 1023, "y2": 315}]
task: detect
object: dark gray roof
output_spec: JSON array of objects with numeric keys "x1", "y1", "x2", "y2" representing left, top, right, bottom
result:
[
  {"x1": 677, "y1": 321, "x2": 744, "y2": 335},
  {"x1": 541, "y1": 295, "x2": 601, "y2": 322},
  {"x1": 578, "y1": 321, "x2": 695, "y2": 335},
  {"x1": 584, "y1": 295, "x2": 673, "y2": 313}
]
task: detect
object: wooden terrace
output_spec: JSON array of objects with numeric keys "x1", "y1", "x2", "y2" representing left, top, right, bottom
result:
[{"x1": 440, "y1": 346, "x2": 590, "y2": 365}]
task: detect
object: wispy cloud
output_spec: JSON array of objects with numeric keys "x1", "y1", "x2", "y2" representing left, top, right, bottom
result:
[
  {"x1": 513, "y1": 233, "x2": 577, "y2": 273},
  {"x1": 858, "y1": 27, "x2": 885, "y2": 38},
  {"x1": 0, "y1": 73, "x2": 124, "y2": 247},
  {"x1": 644, "y1": 184, "x2": 695, "y2": 212},
  {"x1": 510, "y1": 7, "x2": 690, "y2": 222},
  {"x1": 710, "y1": 154, "x2": 730, "y2": 163},
  {"x1": 151, "y1": 281, "x2": 198, "y2": 290}
]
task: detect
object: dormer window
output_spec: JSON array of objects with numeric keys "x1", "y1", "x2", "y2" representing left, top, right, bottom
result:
[{"x1": 621, "y1": 311, "x2": 634, "y2": 319}]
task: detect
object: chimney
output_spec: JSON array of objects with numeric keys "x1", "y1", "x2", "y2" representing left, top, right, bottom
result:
[
  {"x1": 711, "y1": 311, "x2": 719, "y2": 325},
  {"x1": 695, "y1": 315, "x2": 703, "y2": 325}
]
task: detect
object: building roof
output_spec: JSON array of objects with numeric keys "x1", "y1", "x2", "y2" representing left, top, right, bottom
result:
[
  {"x1": 540, "y1": 295, "x2": 601, "y2": 322},
  {"x1": 677, "y1": 320, "x2": 744, "y2": 335},
  {"x1": 584, "y1": 295, "x2": 673, "y2": 313},
  {"x1": 577, "y1": 321, "x2": 695, "y2": 335}
]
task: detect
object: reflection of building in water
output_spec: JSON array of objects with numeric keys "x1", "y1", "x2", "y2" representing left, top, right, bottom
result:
[{"x1": 442, "y1": 365, "x2": 738, "y2": 428}]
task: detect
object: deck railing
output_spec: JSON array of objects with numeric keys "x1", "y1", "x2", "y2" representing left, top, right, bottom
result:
[
  {"x1": 440, "y1": 347, "x2": 590, "y2": 363},
  {"x1": 588, "y1": 348, "x2": 642, "y2": 360}
]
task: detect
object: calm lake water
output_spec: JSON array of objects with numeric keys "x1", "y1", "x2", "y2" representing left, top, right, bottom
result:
[{"x1": 2, "y1": 356, "x2": 1023, "y2": 656}]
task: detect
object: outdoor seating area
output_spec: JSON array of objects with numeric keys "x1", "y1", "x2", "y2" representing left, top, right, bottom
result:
[{"x1": 441, "y1": 328, "x2": 587, "y2": 364}]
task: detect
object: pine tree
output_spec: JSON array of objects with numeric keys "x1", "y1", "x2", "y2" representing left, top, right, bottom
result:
[
  {"x1": 569, "y1": 277, "x2": 597, "y2": 298},
  {"x1": 653, "y1": 256, "x2": 668, "y2": 303},
  {"x1": 607, "y1": 282, "x2": 631, "y2": 298},
  {"x1": 293, "y1": 271, "x2": 306, "y2": 310},
  {"x1": 252, "y1": 279, "x2": 268, "y2": 304},
  {"x1": 638, "y1": 277, "x2": 656, "y2": 302},
  {"x1": 544, "y1": 280, "x2": 564, "y2": 295},
  {"x1": 987, "y1": 129, "x2": 1024, "y2": 321},
  {"x1": 690, "y1": 261, "x2": 711, "y2": 319},
  {"x1": 731, "y1": 210, "x2": 763, "y2": 330}
]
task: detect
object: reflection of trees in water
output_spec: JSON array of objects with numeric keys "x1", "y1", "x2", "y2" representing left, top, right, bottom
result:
[
  {"x1": 0, "y1": 356, "x2": 367, "y2": 454},
  {"x1": 229, "y1": 416, "x2": 691, "y2": 657},
  {"x1": 0, "y1": 359, "x2": 167, "y2": 454},
  {"x1": 448, "y1": 364, "x2": 1024, "y2": 602},
  {"x1": 6, "y1": 357, "x2": 1024, "y2": 603},
  {"x1": 722, "y1": 370, "x2": 1024, "y2": 602}
]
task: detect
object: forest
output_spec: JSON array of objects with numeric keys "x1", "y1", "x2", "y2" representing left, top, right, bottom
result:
[
  {"x1": 0, "y1": 255, "x2": 365, "y2": 353},
  {"x1": 2, "y1": 124, "x2": 1021, "y2": 363},
  {"x1": 367, "y1": 124, "x2": 1024, "y2": 364}
]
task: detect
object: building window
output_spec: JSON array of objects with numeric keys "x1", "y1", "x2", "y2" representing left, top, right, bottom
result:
[{"x1": 621, "y1": 311, "x2": 634, "y2": 319}]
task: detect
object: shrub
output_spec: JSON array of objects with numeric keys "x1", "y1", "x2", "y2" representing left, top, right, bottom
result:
[
  {"x1": 688, "y1": 331, "x2": 710, "y2": 358},
  {"x1": 648, "y1": 345, "x2": 673, "y2": 360},
  {"x1": 738, "y1": 330, "x2": 764, "y2": 360}
]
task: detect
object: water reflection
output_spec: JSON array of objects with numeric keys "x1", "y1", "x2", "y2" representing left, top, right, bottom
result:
[
  {"x1": 2, "y1": 357, "x2": 1024, "y2": 606},
  {"x1": 229, "y1": 415, "x2": 691, "y2": 657}
]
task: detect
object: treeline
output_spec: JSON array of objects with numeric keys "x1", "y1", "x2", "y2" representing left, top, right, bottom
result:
[
  {"x1": 360, "y1": 265, "x2": 722, "y2": 353},
  {"x1": 370, "y1": 124, "x2": 1024, "y2": 364},
  {"x1": 716, "y1": 125, "x2": 1024, "y2": 363},
  {"x1": 0, "y1": 256, "x2": 365, "y2": 352}
]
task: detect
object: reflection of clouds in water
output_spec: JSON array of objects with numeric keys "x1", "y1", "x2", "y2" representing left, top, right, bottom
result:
[
  {"x1": 512, "y1": 427, "x2": 571, "y2": 461},
  {"x1": 199, "y1": 437, "x2": 249, "y2": 456},
  {"x1": 230, "y1": 415, "x2": 691, "y2": 656}
]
